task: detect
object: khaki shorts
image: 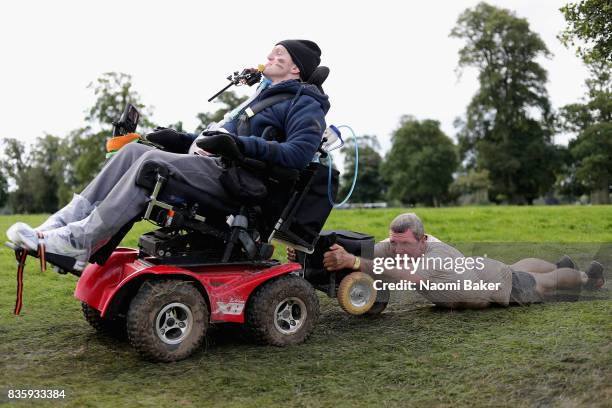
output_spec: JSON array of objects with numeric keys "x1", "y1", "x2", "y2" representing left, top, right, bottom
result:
[{"x1": 509, "y1": 270, "x2": 543, "y2": 305}]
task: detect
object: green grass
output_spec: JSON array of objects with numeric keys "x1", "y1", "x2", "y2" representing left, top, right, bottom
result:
[{"x1": 0, "y1": 206, "x2": 610, "y2": 407}]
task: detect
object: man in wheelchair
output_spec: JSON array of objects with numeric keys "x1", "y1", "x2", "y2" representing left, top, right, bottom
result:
[{"x1": 7, "y1": 39, "x2": 332, "y2": 273}]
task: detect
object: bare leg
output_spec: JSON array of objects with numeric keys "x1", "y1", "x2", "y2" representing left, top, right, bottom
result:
[
  {"x1": 510, "y1": 258, "x2": 557, "y2": 274},
  {"x1": 529, "y1": 268, "x2": 588, "y2": 297}
]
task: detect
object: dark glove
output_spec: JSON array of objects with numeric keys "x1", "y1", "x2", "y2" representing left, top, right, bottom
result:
[
  {"x1": 199, "y1": 131, "x2": 245, "y2": 152},
  {"x1": 143, "y1": 127, "x2": 196, "y2": 154},
  {"x1": 196, "y1": 131, "x2": 245, "y2": 161}
]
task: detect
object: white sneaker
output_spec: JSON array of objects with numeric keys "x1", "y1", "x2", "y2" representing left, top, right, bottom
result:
[
  {"x1": 6, "y1": 222, "x2": 39, "y2": 251},
  {"x1": 7, "y1": 223, "x2": 90, "y2": 272}
]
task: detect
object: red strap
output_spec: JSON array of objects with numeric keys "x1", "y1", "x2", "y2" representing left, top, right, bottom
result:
[
  {"x1": 37, "y1": 232, "x2": 46, "y2": 272},
  {"x1": 14, "y1": 233, "x2": 47, "y2": 315},
  {"x1": 14, "y1": 249, "x2": 27, "y2": 315}
]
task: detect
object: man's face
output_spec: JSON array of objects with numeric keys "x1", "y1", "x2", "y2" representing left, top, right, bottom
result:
[
  {"x1": 389, "y1": 229, "x2": 426, "y2": 258},
  {"x1": 264, "y1": 45, "x2": 300, "y2": 81}
]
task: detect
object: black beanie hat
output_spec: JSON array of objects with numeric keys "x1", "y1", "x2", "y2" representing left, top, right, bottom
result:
[{"x1": 276, "y1": 39, "x2": 321, "y2": 82}]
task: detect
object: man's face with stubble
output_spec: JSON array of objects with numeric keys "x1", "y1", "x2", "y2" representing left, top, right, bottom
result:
[
  {"x1": 263, "y1": 44, "x2": 300, "y2": 82},
  {"x1": 389, "y1": 229, "x2": 427, "y2": 258}
]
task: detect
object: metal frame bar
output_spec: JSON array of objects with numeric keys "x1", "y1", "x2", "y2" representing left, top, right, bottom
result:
[
  {"x1": 268, "y1": 230, "x2": 315, "y2": 254},
  {"x1": 143, "y1": 174, "x2": 206, "y2": 224}
]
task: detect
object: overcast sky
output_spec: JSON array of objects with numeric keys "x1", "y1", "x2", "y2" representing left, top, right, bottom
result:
[{"x1": 0, "y1": 0, "x2": 588, "y2": 156}]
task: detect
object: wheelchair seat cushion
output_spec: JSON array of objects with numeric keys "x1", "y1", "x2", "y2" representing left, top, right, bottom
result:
[
  {"x1": 158, "y1": 179, "x2": 240, "y2": 216},
  {"x1": 219, "y1": 165, "x2": 268, "y2": 203},
  {"x1": 135, "y1": 159, "x2": 239, "y2": 216}
]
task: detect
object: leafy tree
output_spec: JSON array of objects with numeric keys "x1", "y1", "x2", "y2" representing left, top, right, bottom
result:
[
  {"x1": 60, "y1": 127, "x2": 108, "y2": 200},
  {"x1": 195, "y1": 91, "x2": 248, "y2": 132},
  {"x1": 381, "y1": 117, "x2": 458, "y2": 207},
  {"x1": 338, "y1": 135, "x2": 384, "y2": 203},
  {"x1": 560, "y1": 62, "x2": 612, "y2": 130},
  {"x1": 86, "y1": 72, "x2": 154, "y2": 132},
  {"x1": 63, "y1": 72, "x2": 155, "y2": 199},
  {"x1": 569, "y1": 123, "x2": 612, "y2": 203},
  {"x1": 450, "y1": 169, "x2": 492, "y2": 204},
  {"x1": 552, "y1": 145, "x2": 586, "y2": 201},
  {"x1": 1, "y1": 136, "x2": 64, "y2": 213},
  {"x1": 451, "y1": 2, "x2": 559, "y2": 204},
  {"x1": 1, "y1": 138, "x2": 27, "y2": 182},
  {"x1": 0, "y1": 171, "x2": 8, "y2": 209},
  {"x1": 30, "y1": 135, "x2": 65, "y2": 211},
  {"x1": 559, "y1": 0, "x2": 611, "y2": 63},
  {"x1": 560, "y1": 61, "x2": 612, "y2": 203},
  {"x1": 1, "y1": 138, "x2": 28, "y2": 213}
]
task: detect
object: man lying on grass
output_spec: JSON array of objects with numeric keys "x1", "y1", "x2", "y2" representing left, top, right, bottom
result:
[{"x1": 290, "y1": 213, "x2": 605, "y2": 309}]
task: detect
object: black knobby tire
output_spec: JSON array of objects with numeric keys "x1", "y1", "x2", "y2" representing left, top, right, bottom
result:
[
  {"x1": 82, "y1": 302, "x2": 127, "y2": 339},
  {"x1": 246, "y1": 275, "x2": 319, "y2": 346},
  {"x1": 365, "y1": 301, "x2": 389, "y2": 315},
  {"x1": 126, "y1": 280, "x2": 209, "y2": 362},
  {"x1": 365, "y1": 289, "x2": 390, "y2": 316}
]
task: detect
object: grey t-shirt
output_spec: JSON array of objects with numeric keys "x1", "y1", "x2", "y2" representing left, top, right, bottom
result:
[{"x1": 367, "y1": 237, "x2": 512, "y2": 307}]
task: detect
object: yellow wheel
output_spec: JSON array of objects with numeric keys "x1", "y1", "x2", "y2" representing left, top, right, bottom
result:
[{"x1": 337, "y1": 272, "x2": 377, "y2": 315}]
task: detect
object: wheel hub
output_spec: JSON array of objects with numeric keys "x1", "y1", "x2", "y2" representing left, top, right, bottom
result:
[
  {"x1": 274, "y1": 297, "x2": 307, "y2": 335},
  {"x1": 155, "y1": 302, "x2": 193, "y2": 345},
  {"x1": 349, "y1": 282, "x2": 372, "y2": 307}
]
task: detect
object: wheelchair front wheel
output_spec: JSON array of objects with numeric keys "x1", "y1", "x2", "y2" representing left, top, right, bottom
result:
[
  {"x1": 126, "y1": 279, "x2": 209, "y2": 362},
  {"x1": 82, "y1": 302, "x2": 127, "y2": 339}
]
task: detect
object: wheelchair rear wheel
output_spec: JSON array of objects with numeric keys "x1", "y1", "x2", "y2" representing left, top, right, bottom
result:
[{"x1": 245, "y1": 275, "x2": 319, "y2": 346}]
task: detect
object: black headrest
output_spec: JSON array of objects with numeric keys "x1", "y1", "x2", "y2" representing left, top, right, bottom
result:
[{"x1": 307, "y1": 66, "x2": 329, "y2": 92}]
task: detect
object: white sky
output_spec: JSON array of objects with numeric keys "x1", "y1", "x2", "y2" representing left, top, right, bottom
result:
[{"x1": 0, "y1": 0, "x2": 588, "y2": 156}]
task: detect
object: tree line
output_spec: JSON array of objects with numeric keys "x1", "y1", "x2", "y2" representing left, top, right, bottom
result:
[
  {"x1": 0, "y1": 1, "x2": 609, "y2": 213},
  {"x1": 342, "y1": 0, "x2": 611, "y2": 206}
]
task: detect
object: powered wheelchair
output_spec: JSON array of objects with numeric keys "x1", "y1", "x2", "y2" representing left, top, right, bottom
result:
[{"x1": 77, "y1": 67, "x2": 346, "y2": 362}]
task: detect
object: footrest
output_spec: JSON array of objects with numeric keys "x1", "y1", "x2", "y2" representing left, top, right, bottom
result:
[{"x1": 5, "y1": 241, "x2": 82, "y2": 277}]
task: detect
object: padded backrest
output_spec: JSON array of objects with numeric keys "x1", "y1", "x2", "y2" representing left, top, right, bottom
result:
[
  {"x1": 307, "y1": 66, "x2": 329, "y2": 93},
  {"x1": 263, "y1": 162, "x2": 338, "y2": 251}
]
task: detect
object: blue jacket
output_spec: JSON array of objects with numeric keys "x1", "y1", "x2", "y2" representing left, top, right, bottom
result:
[{"x1": 222, "y1": 79, "x2": 330, "y2": 169}]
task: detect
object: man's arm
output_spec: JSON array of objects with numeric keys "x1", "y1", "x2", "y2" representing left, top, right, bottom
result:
[
  {"x1": 359, "y1": 242, "x2": 422, "y2": 284},
  {"x1": 289, "y1": 241, "x2": 421, "y2": 283},
  {"x1": 237, "y1": 95, "x2": 326, "y2": 169}
]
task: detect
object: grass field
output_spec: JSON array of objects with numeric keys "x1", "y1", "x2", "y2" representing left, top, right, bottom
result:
[{"x1": 0, "y1": 206, "x2": 610, "y2": 407}]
